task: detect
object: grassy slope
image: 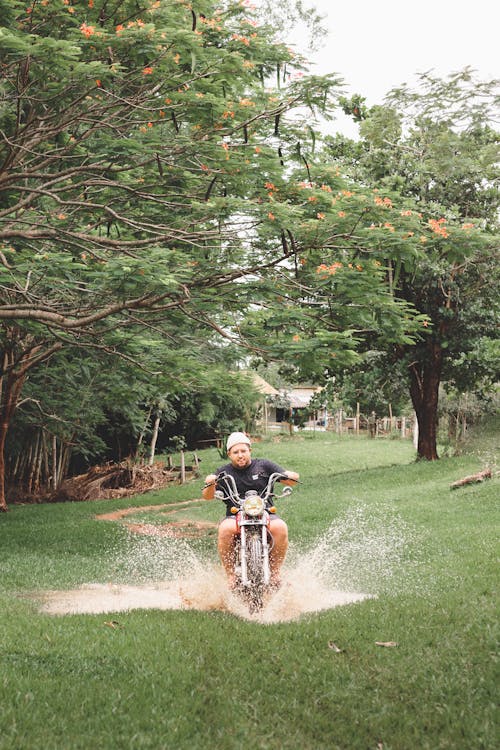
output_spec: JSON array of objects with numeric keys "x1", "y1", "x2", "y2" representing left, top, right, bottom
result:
[{"x1": 0, "y1": 432, "x2": 498, "y2": 750}]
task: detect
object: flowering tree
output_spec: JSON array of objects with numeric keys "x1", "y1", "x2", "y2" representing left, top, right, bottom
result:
[
  {"x1": 324, "y1": 71, "x2": 499, "y2": 458},
  {"x1": 0, "y1": 0, "x2": 341, "y2": 508}
]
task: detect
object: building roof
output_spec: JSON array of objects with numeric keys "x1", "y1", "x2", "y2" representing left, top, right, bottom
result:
[
  {"x1": 246, "y1": 371, "x2": 279, "y2": 396},
  {"x1": 288, "y1": 393, "x2": 311, "y2": 408}
]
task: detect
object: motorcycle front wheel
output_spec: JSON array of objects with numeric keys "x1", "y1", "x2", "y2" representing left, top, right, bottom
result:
[{"x1": 246, "y1": 533, "x2": 265, "y2": 612}]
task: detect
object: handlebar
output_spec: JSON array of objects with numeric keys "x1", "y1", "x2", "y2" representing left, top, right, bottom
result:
[{"x1": 209, "y1": 471, "x2": 292, "y2": 505}]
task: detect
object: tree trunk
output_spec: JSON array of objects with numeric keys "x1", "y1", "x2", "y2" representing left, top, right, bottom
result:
[
  {"x1": 0, "y1": 369, "x2": 27, "y2": 511},
  {"x1": 52, "y1": 434, "x2": 58, "y2": 491},
  {"x1": 0, "y1": 420, "x2": 9, "y2": 511},
  {"x1": 408, "y1": 341, "x2": 442, "y2": 460},
  {"x1": 149, "y1": 413, "x2": 161, "y2": 466}
]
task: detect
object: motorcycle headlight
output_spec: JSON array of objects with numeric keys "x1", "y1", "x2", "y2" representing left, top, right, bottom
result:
[{"x1": 243, "y1": 493, "x2": 265, "y2": 517}]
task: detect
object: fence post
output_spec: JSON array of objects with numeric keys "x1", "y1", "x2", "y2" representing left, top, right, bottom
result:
[{"x1": 180, "y1": 451, "x2": 186, "y2": 484}]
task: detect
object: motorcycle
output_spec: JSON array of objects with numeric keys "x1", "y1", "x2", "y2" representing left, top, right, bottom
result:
[{"x1": 213, "y1": 471, "x2": 293, "y2": 612}]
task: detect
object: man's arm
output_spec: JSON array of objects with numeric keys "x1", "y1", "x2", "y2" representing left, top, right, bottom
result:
[
  {"x1": 281, "y1": 470, "x2": 299, "y2": 486},
  {"x1": 202, "y1": 473, "x2": 217, "y2": 500}
]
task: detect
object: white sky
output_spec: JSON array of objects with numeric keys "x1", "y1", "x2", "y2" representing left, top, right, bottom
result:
[{"x1": 295, "y1": 0, "x2": 500, "y2": 136}]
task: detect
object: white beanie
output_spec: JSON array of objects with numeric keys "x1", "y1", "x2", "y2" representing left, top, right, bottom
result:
[{"x1": 226, "y1": 431, "x2": 251, "y2": 452}]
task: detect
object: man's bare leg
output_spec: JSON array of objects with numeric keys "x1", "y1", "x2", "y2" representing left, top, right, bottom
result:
[
  {"x1": 217, "y1": 517, "x2": 237, "y2": 585},
  {"x1": 268, "y1": 518, "x2": 288, "y2": 585}
]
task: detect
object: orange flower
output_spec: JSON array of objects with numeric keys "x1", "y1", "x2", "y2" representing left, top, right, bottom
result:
[
  {"x1": 95, "y1": 79, "x2": 102, "y2": 87},
  {"x1": 374, "y1": 195, "x2": 392, "y2": 208},
  {"x1": 292, "y1": 334, "x2": 301, "y2": 342},
  {"x1": 80, "y1": 22, "x2": 95, "y2": 37},
  {"x1": 264, "y1": 181, "x2": 276, "y2": 191},
  {"x1": 116, "y1": 24, "x2": 124, "y2": 33},
  {"x1": 231, "y1": 34, "x2": 250, "y2": 46},
  {"x1": 268, "y1": 212, "x2": 275, "y2": 220},
  {"x1": 316, "y1": 212, "x2": 325, "y2": 220},
  {"x1": 316, "y1": 262, "x2": 342, "y2": 276},
  {"x1": 338, "y1": 211, "x2": 346, "y2": 217},
  {"x1": 428, "y1": 218, "x2": 449, "y2": 238},
  {"x1": 143, "y1": 67, "x2": 154, "y2": 75}
]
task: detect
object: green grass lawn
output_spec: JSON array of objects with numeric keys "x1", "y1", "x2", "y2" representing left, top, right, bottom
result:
[{"x1": 0, "y1": 430, "x2": 498, "y2": 749}]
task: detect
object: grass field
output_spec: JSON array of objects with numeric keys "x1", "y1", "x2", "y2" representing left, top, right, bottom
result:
[{"x1": 0, "y1": 428, "x2": 498, "y2": 749}]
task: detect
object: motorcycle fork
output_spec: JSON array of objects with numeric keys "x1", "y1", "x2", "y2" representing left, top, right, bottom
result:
[
  {"x1": 238, "y1": 520, "x2": 271, "y2": 587},
  {"x1": 239, "y1": 523, "x2": 248, "y2": 585},
  {"x1": 261, "y1": 523, "x2": 271, "y2": 585}
]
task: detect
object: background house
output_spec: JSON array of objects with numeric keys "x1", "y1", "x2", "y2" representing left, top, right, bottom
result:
[{"x1": 248, "y1": 373, "x2": 326, "y2": 432}]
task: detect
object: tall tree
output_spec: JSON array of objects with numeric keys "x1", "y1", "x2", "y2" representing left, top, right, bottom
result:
[
  {"x1": 327, "y1": 70, "x2": 500, "y2": 458},
  {"x1": 0, "y1": 0, "x2": 341, "y2": 508}
]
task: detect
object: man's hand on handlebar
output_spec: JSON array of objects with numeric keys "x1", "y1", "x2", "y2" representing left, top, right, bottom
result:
[{"x1": 202, "y1": 473, "x2": 218, "y2": 500}]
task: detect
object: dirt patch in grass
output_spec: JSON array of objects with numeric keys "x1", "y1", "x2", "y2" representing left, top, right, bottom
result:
[{"x1": 95, "y1": 499, "x2": 217, "y2": 539}]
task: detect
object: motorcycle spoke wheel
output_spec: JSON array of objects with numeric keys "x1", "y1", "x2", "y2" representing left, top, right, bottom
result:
[{"x1": 246, "y1": 535, "x2": 265, "y2": 612}]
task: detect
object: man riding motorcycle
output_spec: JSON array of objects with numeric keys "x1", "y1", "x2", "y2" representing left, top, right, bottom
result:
[{"x1": 202, "y1": 432, "x2": 299, "y2": 589}]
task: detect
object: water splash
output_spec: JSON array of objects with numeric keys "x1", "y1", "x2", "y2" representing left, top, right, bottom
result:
[
  {"x1": 289, "y1": 502, "x2": 414, "y2": 595},
  {"x1": 41, "y1": 503, "x2": 417, "y2": 622}
]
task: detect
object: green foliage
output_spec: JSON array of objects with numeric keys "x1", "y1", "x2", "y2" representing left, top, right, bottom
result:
[
  {"x1": 321, "y1": 70, "x2": 499, "y2": 458},
  {"x1": 339, "y1": 93, "x2": 369, "y2": 122},
  {"x1": 6, "y1": 339, "x2": 260, "y2": 488},
  {"x1": 325, "y1": 353, "x2": 412, "y2": 417},
  {"x1": 0, "y1": 0, "x2": 347, "y2": 505}
]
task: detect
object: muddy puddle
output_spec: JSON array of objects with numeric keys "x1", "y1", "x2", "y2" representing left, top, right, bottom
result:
[{"x1": 39, "y1": 502, "x2": 414, "y2": 622}]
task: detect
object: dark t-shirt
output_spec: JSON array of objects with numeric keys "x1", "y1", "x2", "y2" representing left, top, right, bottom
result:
[{"x1": 215, "y1": 457, "x2": 287, "y2": 516}]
